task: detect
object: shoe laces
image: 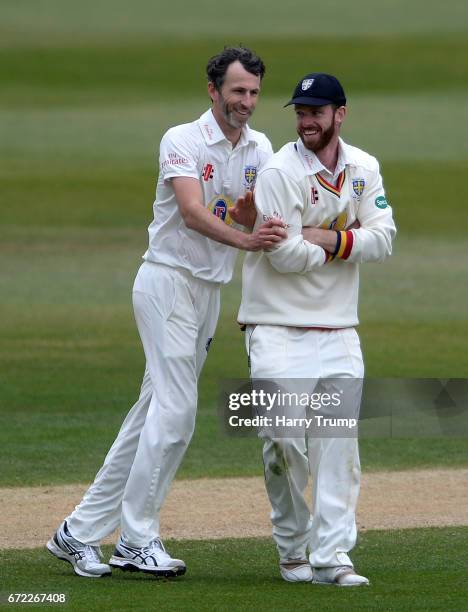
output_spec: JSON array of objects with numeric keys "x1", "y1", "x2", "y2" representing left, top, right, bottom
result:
[
  {"x1": 82, "y1": 545, "x2": 102, "y2": 563},
  {"x1": 334, "y1": 565, "x2": 355, "y2": 578},
  {"x1": 146, "y1": 538, "x2": 172, "y2": 562}
]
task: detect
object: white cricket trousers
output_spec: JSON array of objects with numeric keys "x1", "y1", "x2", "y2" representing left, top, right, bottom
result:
[
  {"x1": 66, "y1": 262, "x2": 220, "y2": 547},
  {"x1": 247, "y1": 325, "x2": 364, "y2": 568}
]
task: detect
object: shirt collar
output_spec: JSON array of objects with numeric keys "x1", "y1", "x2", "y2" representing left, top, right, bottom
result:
[
  {"x1": 296, "y1": 137, "x2": 349, "y2": 177},
  {"x1": 198, "y1": 109, "x2": 256, "y2": 147},
  {"x1": 336, "y1": 138, "x2": 351, "y2": 173}
]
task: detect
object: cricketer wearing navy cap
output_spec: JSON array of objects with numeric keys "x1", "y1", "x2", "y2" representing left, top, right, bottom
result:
[
  {"x1": 239, "y1": 68, "x2": 396, "y2": 585},
  {"x1": 284, "y1": 73, "x2": 347, "y2": 160},
  {"x1": 284, "y1": 72, "x2": 346, "y2": 107}
]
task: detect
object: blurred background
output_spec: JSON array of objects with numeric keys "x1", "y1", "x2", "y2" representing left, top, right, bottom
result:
[{"x1": 1, "y1": 0, "x2": 468, "y2": 486}]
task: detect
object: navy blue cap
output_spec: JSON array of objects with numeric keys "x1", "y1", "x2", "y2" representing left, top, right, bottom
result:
[{"x1": 284, "y1": 73, "x2": 346, "y2": 107}]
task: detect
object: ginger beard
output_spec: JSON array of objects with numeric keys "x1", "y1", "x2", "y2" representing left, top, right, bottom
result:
[{"x1": 298, "y1": 109, "x2": 338, "y2": 153}]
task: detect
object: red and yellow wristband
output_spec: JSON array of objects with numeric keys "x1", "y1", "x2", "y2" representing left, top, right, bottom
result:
[
  {"x1": 325, "y1": 230, "x2": 354, "y2": 263},
  {"x1": 335, "y1": 230, "x2": 354, "y2": 259}
]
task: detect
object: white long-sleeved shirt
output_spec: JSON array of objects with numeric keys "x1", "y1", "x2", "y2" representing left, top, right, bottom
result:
[{"x1": 238, "y1": 138, "x2": 397, "y2": 327}]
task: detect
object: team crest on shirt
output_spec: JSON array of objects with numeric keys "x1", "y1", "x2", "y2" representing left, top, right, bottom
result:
[
  {"x1": 352, "y1": 178, "x2": 366, "y2": 197},
  {"x1": 208, "y1": 195, "x2": 234, "y2": 225},
  {"x1": 243, "y1": 165, "x2": 257, "y2": 190},
  {"x1": 302, "y1": 78, "x2": 314, "y2": 90}
]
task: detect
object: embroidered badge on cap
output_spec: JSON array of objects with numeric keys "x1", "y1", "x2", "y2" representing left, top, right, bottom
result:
[{"x1": 302, "y1": 78, "x2": 314, "y2": 91}]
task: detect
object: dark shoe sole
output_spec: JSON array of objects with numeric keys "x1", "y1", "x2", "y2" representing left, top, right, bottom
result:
[{"x1": 109, "y1": 558, "x2": 186, "y2": 578}]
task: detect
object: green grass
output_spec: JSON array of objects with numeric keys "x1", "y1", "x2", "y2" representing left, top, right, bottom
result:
[
  {"x1": 2, "y1": 0, "x2": 468, "y2": 47},
  {"x1": 1, "y1": 226, "x2": 467, "y2": 486},
  {"x1": 1, "y1": 3, "x2": 467, "y2": 611},
  {"x1": 2, "y1": 158, "x2": 468, "y2": 485},
  {"x1": 2, "y1": 528, "x2": 468, "y2": 611},
  {"x1": 2, "y1": 36, "x2": 468, "y2": 107},
  {"x1": 3, "y1": 93, "x2": 468, "y2": 163}
]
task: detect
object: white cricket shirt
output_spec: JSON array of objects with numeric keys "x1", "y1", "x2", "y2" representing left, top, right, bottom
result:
[
  {"x1": 238, "y1": 138, "x2": 397, "y2": 327},
  {"x1": 143, "y1": 109, "x2": 273, "y2": 284}
]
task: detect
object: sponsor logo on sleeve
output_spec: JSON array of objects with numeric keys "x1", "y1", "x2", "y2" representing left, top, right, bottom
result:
[
  {"x1": 161, "y1": 152, "x2": 189, "y2": 171},
  {"x1": 375, "y1": 195, "x2": 389, "y2": 209}
]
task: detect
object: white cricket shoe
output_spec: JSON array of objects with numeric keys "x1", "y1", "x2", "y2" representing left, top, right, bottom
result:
[
  {"x1": 280, "y1": 560, "x2": 313, "y2": 582},
  {"x1": 46, "y1": 521, "x2": 111, "y2": 578},
  {"x1": 312, "y1": 565, "x2": 369, "y2": 586},
  {"x1": 109, "y1": 536, "x2": 186, "y2": 577}
]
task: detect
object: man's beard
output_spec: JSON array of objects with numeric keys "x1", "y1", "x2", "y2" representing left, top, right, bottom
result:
[
  {"x1": 300, "y1": 114, "x2": 337, "y2": 152},
  {"x1": 220, "y1": 95, "x2": 251, "y2": 129}
]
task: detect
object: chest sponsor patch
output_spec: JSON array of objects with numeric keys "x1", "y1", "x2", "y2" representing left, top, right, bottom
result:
[
  {"x1": 208, "y1": 195, "x2": 234, "y2": 225},
  {"x1": 320, "y1": 211, "x2": 348, "y2": 231},
  {"x1": 375, "y1": 195, "x2": 389, "y2": 209}
]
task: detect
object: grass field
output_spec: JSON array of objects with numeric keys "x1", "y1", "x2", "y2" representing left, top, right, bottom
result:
[
  {"x1": 2, "y1": 528, "x2": 468, "y2": 611},
  {"x1": 1, "y1": 1, "x2": 468, "y2": 609}
]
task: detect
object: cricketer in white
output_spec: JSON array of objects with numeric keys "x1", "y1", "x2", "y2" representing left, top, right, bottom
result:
[
  {"x1": 47, "y1": 47, "x2": 286, "y2": 579},
  {"x1": 238, "y1": 73, "x2": 396, "y2": 585},
  {"x1": 68, "y1": 106, "x2": 273, "y2": 547}
]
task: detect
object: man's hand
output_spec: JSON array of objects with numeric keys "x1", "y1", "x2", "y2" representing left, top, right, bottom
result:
[
  {"x1": 302, "y1": 227, "x2": 337, "y2": 251},
  {"x1": 242, "y1": 217, "x2": 287, "y2": 251},
  {"x1": 302, "y1": 219, "x2": 361, "y2": 250},
  {"x1": 172, "y1": 177, "x2": 286, "y2": 252},
  {"x1": 228, "y1": 190, "x2": 257, "y2": 229}
]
